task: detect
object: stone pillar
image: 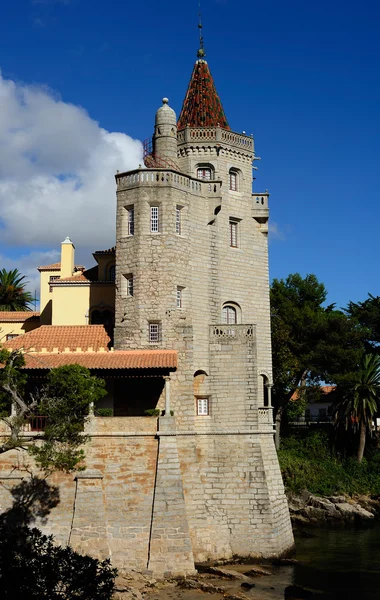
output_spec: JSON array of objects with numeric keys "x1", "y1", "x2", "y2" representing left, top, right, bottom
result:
[
  {"x1": 69, "y1": 469, "x2": 110, "y2": 561},
  {"x1": 164, "y1": 377, "x2": 171, "y2": 415},
  {"x1": 147, "y1": 417, "x2": 196, "y2": 577}
]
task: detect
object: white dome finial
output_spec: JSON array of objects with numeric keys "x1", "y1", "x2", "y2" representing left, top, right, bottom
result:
[{"x1": 162, "y1": 97, "x2": 169, "y2": 104}]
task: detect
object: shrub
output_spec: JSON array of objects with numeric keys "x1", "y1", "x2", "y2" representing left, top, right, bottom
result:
[
  {"x1": 0, "y1": 523, "x2": 117, "y2": 599},
  {"x1": 95, "y1": 408, "x2": 114, "y2": 417},
  {"x1": 144, "y1": 408, "x2": 160, "y2": 417}
]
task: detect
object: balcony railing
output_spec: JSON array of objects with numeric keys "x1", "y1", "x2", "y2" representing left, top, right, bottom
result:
[{"x1": 210, "y1": 324, "x2": 255, "y2": 340}]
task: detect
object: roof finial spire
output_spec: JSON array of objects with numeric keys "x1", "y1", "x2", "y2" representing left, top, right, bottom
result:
[{"x1": 197, "y1": 0, "x2": 206, "y2": 59}]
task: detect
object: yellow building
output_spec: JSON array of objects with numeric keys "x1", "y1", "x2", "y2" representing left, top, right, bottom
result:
[{"x1": 0, "y1": 237, "x2": 116, "y2": 341}]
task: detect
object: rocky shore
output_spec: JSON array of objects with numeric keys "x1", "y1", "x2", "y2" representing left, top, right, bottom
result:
[{"x1": 288, "y1": 491, "x2": 380, "y2": 527}]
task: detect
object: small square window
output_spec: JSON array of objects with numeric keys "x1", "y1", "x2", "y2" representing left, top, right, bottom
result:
[
  {"x1": 149, "y1": 322, "x2": 160, "y2": 344},
  {"x1": 150, "y1": 206, "x2": 159, "y2": 233},
  {"x1": 5, "y1": 334, "x2": 19, "y2": 341},
  {"x1": 49, "y1": 275, "x2": 59, "y2": 293},
  {"x1": 196, "y1": 397, "x2": 209, "y2": 416},
  {"x1": 197, "y1": 168, "x2": 212, "y2": 180},
  {"x1": 122, "y1": 273, "x2": 133, "y2": 298}
]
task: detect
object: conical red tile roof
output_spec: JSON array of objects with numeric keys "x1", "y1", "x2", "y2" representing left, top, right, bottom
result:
[{"x1": 177, "y1": 59, "x2": 229, "y2": 130}]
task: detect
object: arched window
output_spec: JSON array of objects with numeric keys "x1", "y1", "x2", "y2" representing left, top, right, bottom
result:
[
  {"x1": 229, "y1": 169, "x2": 238, "y2": 191},
  {"x1": 222, "y1": 305, "x2": 237, "y2": 324}
]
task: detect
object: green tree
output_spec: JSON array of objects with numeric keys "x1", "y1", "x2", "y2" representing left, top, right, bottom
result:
[
  {"x1": 334, "y1": 353, "x2": 380, "y2": 463},
  {"x1": 0, "y1": 269, "x2": 34, "y2": 311},
  {"x1": 271, "y1": 273, "x2": 364, "y2": 449},
  {"x1": 346, "y1": 293, "x2": 380, "y2": 350},
  {"x1": 0, "y1": 350, "x2": 107, "y2": 473}
]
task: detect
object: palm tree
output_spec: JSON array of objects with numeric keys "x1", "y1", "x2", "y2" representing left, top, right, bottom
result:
[
  {"x1": 335, "y1": 353, "x2": 380, "y2": 462},
  {"x1": 0, "y1": 269, "x2": 34, "y2": 311}
]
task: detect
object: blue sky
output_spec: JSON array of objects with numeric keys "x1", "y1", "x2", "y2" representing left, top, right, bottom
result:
[{"x1": 0, "y1": 0, "x2": 379, "y2": 309}]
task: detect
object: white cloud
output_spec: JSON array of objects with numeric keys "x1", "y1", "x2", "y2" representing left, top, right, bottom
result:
[
  {"x1": 268, "y1": 221, "x2": 286, "y2": 241},
  {"x1": 0, "y1": 71, "x2": 143, "y2": 248}
]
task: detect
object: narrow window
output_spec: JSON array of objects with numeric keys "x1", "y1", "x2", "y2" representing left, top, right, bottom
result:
[
  {"x1": 229, "y1": 171, "x2": 238, "y2": 191},
  {"x1": 49, "y1": 275, "x2": 59, "y2": 293},
  {"x1": 127, "y1": 275, "x2": 133, "y2": 297},
  {"x1": 150, "y1": 206, "x2": 159, "y2": 233},
  {"x1": 176, "y1": 206, "x2": 182, "y2": 235},
  {"x1": 229, "y1": 219, "x2": 238, "y2": 248},
  {"x1": 121, "y1": 273, "x2": 133, "y2": 298},
  {"x1": 197, "y1": 397, "x2": 209, "y2": 416},
  {"x1": 176, "y1": 287, "x2": 183, "y2": 308},
  {"x1": 222, "y1": 305, "x2": 237, "y2": 324},
  {"x1": 5, "y1": 334, "x2": 19, "y2": 341},
  {"x1": 149, "y1": 322, "x2": 160, "y2": 343},
  {"x1": 128, "y1": 206, "x2": 135, "y2": 235},
  {"x1": 197, "y1": 168, "x2": 211, "y2": 180}
]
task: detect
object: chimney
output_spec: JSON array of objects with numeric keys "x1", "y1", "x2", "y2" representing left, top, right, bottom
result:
[{"x1": 60, "y1": 236, "x2": 75, "y2": 278}]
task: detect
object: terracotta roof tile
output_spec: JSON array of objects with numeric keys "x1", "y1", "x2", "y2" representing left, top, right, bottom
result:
[
  {"x1": 178, "y1": 59, "x2": 229, "y2": 130},
  {"x1": 0, "y1": 311, "x2": 40, "y2": 322},
  {"x1": 15, "y1": 350, "x2": 177, "y2": 370},
  {"x1": 4, "y1": 325, "x2": 111, "y2": 352},
  {"x1": 37, "y1": 262, "x2": 85, "y2": 272},
  {"x1": 53, "y1": 273, "x2": 91, "y2": 284}
]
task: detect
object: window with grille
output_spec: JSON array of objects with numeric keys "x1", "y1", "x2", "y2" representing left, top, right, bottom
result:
[
  {"x1": 197, "y1": 168, "x2": 212, "y2": 180},
  {"x1": 127, "y1": 275, "x2": 133, "y2": 296},
  {"x1": 49, "y1": 275, "x2": 59, "y2": 293},
  {"x1": 176, "y1": 206, "x2": 182, "y2": 235},
  {"x1": 197, "y1": 397, "x2": 209, "y2": 416},
  {"x1": 128, "y1": 206, "x2": 134, "y2": 235},
  {"x1": 149, "y1": 322, "x2": 160, "y2": 343},
  {"x1": 229, "y1": 171, "x2": 238, "y2": 191},
  {"x1": 122, "y1": 273, "x2": 133, "y2": 297},
  {"x1": 222, "y1": 305, "x2": 237, "y2": 324},
  {"x1": 150, "y1": 206, "x2": 159, "y2": 233},
  {"x1": 229, "y1": 219, "x2": 238, "y2": 247},
  {"x1": 176, "y1": 287, "x2": 183, "y2": 308}
]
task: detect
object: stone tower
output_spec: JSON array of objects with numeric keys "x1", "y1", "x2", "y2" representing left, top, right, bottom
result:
[{"x1": 114, "y1": 51, "x2": 294, "y2": 571}]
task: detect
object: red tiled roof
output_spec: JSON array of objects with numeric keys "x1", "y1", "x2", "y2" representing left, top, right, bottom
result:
[
  {"x1": 291, "y1": 385, "x2": 337, "y2": 401},
  {"x1": 37, "y1": 263, "x2": 85, "y2": 272},
  {"x1": 177, "y1": 59, "x2": 229, "y2": 130},
  {"x1": 2, "y1": 325, "x2": 177, "y2": 370},
  {"x1": 3, "y1": 325, "x2": 111, "y2": 352},
  {"x1": 13, "y1": 350, "x2": 177, "y2": 370},
  {"x1": 0, "y1": 311, "x2": 40, "y2": 322},
  {"x1": 53, "y1": 273, "x2": 91, "y2": 284}
]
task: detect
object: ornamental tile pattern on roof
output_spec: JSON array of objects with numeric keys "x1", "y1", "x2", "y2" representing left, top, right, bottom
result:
[
  {"x1": 0, "y1": 311, "x2": 40, "y2": 322},
  {"x1": 4, "y1": 325, "x2": 112, "y2": 352},
  {"x1": 12, "y1": 350, "x2": 177, "y2": 371},
  {"x1": 177, "y1": 59, "x2": 230, "y2": 130}
]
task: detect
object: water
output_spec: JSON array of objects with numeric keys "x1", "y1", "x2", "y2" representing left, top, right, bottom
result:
[{"x1": 292, "y1": 524, "x2": 380, "y2": 599}]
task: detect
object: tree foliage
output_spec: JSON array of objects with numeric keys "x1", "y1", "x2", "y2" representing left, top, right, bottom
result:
[
  {"x1": 334, "y1": 353, "x2": 380, "y2": 462},
  {"x1": 346, "y1": 293, "x2": 380, "y2": 350},
  {"x1": 0, "y1": 352, "x2": 107, "y2": 473},
  {"x1": 0, "y1": 523, "x2": 116, "y2": 599},
  {"x1": 0, "y1": 268, "x2": 34, "y2": 311},
  {"x1": 271, "y1": 273, "x2": 365, "y2": 448}
]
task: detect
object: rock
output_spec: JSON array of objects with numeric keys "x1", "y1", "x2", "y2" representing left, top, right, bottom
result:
[
  {"x1": 176, "y1": 578, "x2": 225, "y2": 594},
  {"x1": 112, "y1": 588, "x2": 142, "y2": 600},
  {"x1": 241, "y1": 582, "x2": 256, "y2": 589},
  {"x1": 308, "y1": 496, "x2": 337, "y2": 514},
  {"x1": 272, "y1": 558, "x2": 299, "y2": 565},
  {"x1": 284, "y1": 584, "x2": 314, "y2": 599},
  {"x1": 223, "y1": 595, "x2": 249, "y2": 600},
  {"x1": 204, "y1": 566, "x2": 245, "y2": 579},
  {"x1": 244, "y1": 566, "x2": 272, "y2": 576},
  {"x1": 328, "y1": 495, "x2": 346, "y2": 504},
  {"x1": 335, "y1": 502, "x2": 374, "y2": 520}
]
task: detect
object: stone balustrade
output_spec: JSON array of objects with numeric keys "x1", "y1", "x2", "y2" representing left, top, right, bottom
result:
[
  {"x1": 258, "y1": 407, "x2": 274, "y2": 430},
  {"x1": 116, "y1": 169, "x2": 222, "y2": 197},
  {"x1": 210, "y1": 324, "x2": 255, "y2": 340},
  {"x1": 177, "y1": 126, "x2": 253, "y2": 152}
]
